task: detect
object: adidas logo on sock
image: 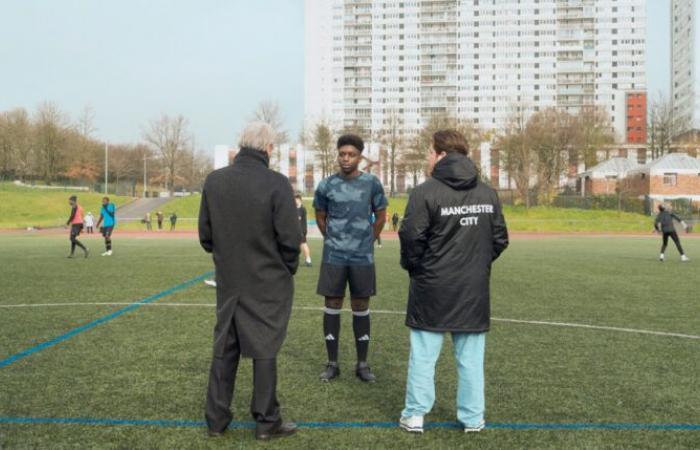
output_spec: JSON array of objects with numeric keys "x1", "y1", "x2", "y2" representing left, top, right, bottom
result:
[
  {"x1": 325, "y1": 334, "x2": 335, "y2": 341},
  {"x1": 357, "y1": 334, "x2": 370, "y2": 342}
]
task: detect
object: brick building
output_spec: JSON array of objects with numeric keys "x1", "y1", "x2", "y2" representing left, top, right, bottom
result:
[
  {"x1": 623, "y1": 153, "x2": 700, "y2": 203},
  {"x1": 579, "y1": 157, "x2": 640, "y2": 196}
]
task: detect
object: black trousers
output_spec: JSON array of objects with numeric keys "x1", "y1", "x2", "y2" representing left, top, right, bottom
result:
[
  {"x1": 661, "y1": 231, "x2": 684, "y2": 255},
  {"x1": 205, "y1": 320, "x2": 281, "y2": 434}
]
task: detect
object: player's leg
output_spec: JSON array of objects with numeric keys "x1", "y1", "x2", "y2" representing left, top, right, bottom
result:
[
  {"x1": 205, "y1": 319, "x2": 242, "y2": 435},
  {"x1": 452, "y1": 332, "x2": 486, "y2": 432},
  {"x1": 400, "y1": 329, "x2": 444, "y2": 433},
  {"x1": 317, "y1": 263, "x2": 347, "y2": 380},
  {"x1": 349, "y1": 264, "x2": 377, "y2": 382},
  {"x1": 320, "y1": 297, "x2": 343, "y2": 381},
  {"x1": 660, "y1": 232, "x2": 670, "y2": 260},
  {"x1": 301, "y1": 242, "x2": 312, "y2": 266},
  {"x1": 72, "y1": 225, "x2": 88, "y2": 257},
  {"x1": 669, "y1": 231, "x2": 688, "y2": 260},
  {"x1": 68, "y1": 229, "x2": 77, "y2": 257},
  {"x1": 102, "y1": 227, "x2": 113, "y2": 255}
]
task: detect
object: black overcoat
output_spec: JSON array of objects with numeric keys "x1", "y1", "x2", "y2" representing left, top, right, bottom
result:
[{"x1": 199, "y1": 147, "x2": 301, "y2": 359}]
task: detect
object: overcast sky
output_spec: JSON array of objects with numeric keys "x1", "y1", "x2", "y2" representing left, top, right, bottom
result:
[{"x1": 0, "y1": 0, "x2": 670, "y2": 155}]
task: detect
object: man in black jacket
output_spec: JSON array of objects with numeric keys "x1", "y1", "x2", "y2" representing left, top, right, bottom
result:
[
  {"x1": 199, "y1": 121, "x2": 301, "y2": 441},
  {"x1": 654, "y1": 204, "x2": 689, "y2": 262},
  {"x1": 398, "y1": 130, "x2": 508, "y2": 434}
]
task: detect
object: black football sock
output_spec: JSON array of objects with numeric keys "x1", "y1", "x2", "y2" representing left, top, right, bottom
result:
[
  {"x1": 74, "y1": 240, "x2": 86, "y2": 251},
  {"x1": 105, "y1": 238, "x2": 112, "y2": 251},
  {"x1": 70, "y1": 241, "x2": 76, "y2": 255},
  {"x1": 323, "y1": 308, "x2": 341, "y2": 363},
  {"x1": 352, "y1": 310, "x2": 370, "y2": 363}
]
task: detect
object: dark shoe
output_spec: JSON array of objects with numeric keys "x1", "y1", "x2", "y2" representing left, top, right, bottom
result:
[
  {"x1": 356, "y1": 362, "x2": 376, "y2": 383},
  {"x1": 255, "y1": 421, "x2": 298, "y2": 441},
  {"x1": 67, "y1": 254, "x2": 74, "y2": 259},
  {"x1": 319, "y1": 362, "x2": 340, "y2": 382},
  {"x1": 207, "y1": 429, "x2": 225, "y2": 438},
  {"x1": 304, "y1": 262, "x2": 312, "y2": 267}
]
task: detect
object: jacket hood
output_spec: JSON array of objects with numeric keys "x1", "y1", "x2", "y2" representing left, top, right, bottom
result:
[{"x1": 432, "y1": 152, "x2": 478, "y2": 190}]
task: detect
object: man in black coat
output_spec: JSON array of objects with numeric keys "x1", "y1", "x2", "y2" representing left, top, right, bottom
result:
[
  {"x1": 199, "y1": 121, "x2": 302, "y2": 441},
  {"x1": 398, "y1": 130, "x2": 508, "y2": 434}
]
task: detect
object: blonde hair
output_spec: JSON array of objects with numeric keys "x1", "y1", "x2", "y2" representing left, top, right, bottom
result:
[{"x1": 239, "y1": 121, "x2": 276, "y2": 152}]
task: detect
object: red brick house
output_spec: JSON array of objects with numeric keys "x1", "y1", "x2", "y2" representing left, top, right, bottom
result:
[
  {"x1": 623, "y1": 153, "x2": 700, "y2": 203},
  {"x1": 579, "y1": 157, "x2": 640, "y2": 196}
]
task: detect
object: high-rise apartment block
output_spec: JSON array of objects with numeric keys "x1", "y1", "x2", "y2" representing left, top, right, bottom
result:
[{"x1": 671, "y1": 0, "x2": 700, "y2": 135}]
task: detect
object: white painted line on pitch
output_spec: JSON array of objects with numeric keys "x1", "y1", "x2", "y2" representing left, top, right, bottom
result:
[{"x1": 1, "y1": 302, "x2": 698, "y2": 340}]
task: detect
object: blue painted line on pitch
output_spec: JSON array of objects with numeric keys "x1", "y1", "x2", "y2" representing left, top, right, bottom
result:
[
  {"x1": 0, "y1": 272, "x2": 213, "y2": 369},
  {"x1": 0, "y1": 416, "x2": 698, "y2": 431}
]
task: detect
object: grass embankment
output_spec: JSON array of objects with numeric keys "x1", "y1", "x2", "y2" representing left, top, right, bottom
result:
[
  {"x1": 0, "y1": 183, "x2": 134, "y2": 229},
  {"x1": 120, "y1": 194, "x2": 656, "y2": 233}
]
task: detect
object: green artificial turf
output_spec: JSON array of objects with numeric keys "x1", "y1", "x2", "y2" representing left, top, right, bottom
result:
[{"x1": 0, "y1": 235, "x2": 698, "y2": 449}]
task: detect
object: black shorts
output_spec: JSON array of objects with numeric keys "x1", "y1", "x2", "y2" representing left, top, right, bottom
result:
[
  {"x1": 101, "y1": 226, "x2": 114, "y2": 238},
  {"x1": 301, "y1": 233, "x2": 307, "y2": 244},
  {"x1": 70, "y1": 224, "x2": 83, "y2": 239},
  {"x1": 317, "y1": 263, "x2": 376, "y2": 298}
]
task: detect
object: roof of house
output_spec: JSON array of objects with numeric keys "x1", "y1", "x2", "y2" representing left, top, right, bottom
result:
[
  {"x1": 581, "y1": 157, "x2": 639, "y2": 177},
  {"x1": 629, "y1": 152, "x2": 700, "y2": 174}
]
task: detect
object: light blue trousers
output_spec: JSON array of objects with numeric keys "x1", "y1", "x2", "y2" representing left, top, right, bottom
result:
[{"x1": 401, "y1": 329, "x2": 486, "y2": 427}]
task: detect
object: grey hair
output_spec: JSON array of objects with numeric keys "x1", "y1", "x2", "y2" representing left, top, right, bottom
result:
[{"x1": 238, "y1": 121, "x2": 276, "y2": 152}]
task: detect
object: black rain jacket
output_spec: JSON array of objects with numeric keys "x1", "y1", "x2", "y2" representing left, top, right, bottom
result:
[{"x1": 399, "y1": 152, "x2": 508, "y2": 332}]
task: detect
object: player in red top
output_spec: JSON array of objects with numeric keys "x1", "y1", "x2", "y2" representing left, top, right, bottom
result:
[{"x1": 66, "y1": 195, "x2": 89, "y2": 258}]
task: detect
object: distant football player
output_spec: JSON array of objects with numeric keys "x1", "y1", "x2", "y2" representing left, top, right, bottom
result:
[
  {"x1": 66, "y1": 195, "x2": 88, "y2": 258},
  {"x1": 95, "y1": 196, "x2": 116, "y2": 256},
  {"x1": 295, "y1": 193, "x2": 312, "y2": 266},
  {"x1": 655, "y1": 204, "x2": 690, "y2": 262}
]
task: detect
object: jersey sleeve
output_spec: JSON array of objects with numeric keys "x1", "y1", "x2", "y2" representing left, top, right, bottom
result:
[{"x1": 371, "y1": 177, "x2": 388, "y2": 212}]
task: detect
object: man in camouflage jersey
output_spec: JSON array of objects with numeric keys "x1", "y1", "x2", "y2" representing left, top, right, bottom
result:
[{"x1": 314, "y1": 134, "x2": 387, "y2": 383}]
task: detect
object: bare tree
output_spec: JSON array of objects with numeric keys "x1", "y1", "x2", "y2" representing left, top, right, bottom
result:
[
  {"x1": 77, "y1": 106, "x2": 97, "y2": 139},
  {"x1": 34, "y1": 102, "x2": 70, "y2": 184},
  {"x1": 250, "y1": 101, "x2": 289, "y2": 169},
  {"x1": 377, "y1": 111, "x2": 404, "y2": 197},
  {"x1": 400, "y1": 134, "x2": 426, "y2": 189},
  {"x1": 573, "y1": 106, "x2": 615, "y2": 168},
  {"x1": 648, "y1": 93, "x2": 689, "y2": 159},
  {"x1": 143, "y1": 114, "x2": 190, "y2": 194},
  {"x1": 0, "y1": 109, "x2": 32, "y2": 180},
  {"x1": 499, "y1": 108, "x2": 536, "y2": 208},
  {"x1": 528, "y1": 108, "x2": 578, "y2": 204},
  {"x1": 311, "y1": 121, "x2": 334, "y2": 179}
]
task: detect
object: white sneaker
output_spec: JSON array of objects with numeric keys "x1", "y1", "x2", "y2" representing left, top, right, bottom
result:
[
  {"x1": 463, "y1": 420, "x2": 485, "y2": 433},
  {"x1": 659, "y1": 253, "x2": 665, "y2": 261},
  {"x1": 681, "y1": 255, "x2": 690, "y2": 262},
  {"x1": 204, "y1": 280, "x2": 217, "y2": 287},
  {"x1": 399, "y1": 415, "x2": 424, "y2": 434},
  {"x1": 101, "y1": 251, "x2": 112, "y2": 256}
]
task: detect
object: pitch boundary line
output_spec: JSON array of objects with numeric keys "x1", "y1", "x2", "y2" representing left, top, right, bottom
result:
[
  {"x1": 0, "y1": 416, "x2": 698, "y2": 431},
  {"x1": 0, "y1": 273, "x2": 213, "y2": 369},
  {"x1": 1, "y1": 302, "x2": 698, "y2": 340}
]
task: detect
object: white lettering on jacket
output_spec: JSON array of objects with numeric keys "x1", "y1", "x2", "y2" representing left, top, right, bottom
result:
[
  {"x1": 440, "y1": 204, "x2": 494, "y2": 227},
  {"x1": 440, "y1": 204, "x2": 494, "y2": 216}
]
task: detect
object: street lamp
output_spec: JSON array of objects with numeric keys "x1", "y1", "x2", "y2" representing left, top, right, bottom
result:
[
  {"x1": 104, "y1": 142, "x2": 109, "y2": 194},
  {"x1": 143, "y1": 154, "x2": 151, "y2": 198}
]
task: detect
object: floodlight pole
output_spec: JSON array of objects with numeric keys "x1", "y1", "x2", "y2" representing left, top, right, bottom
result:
[
  {"x1": 104, "y1": 142, "x2": 109, "y2": 194},
  {"x1": 143, "y1": 154, "x2": 148, "y2": 197}
]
